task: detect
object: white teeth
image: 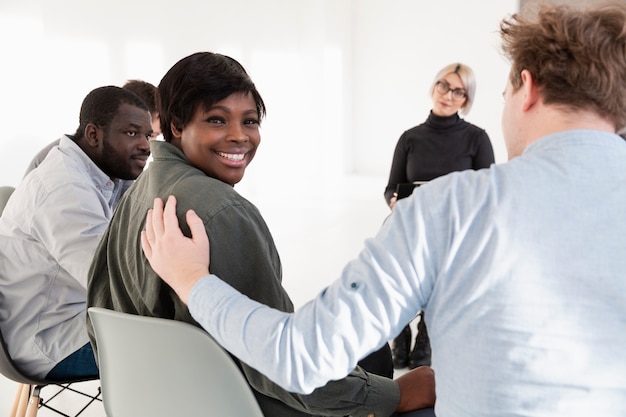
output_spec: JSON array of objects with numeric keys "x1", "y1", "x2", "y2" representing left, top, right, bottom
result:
[{"x1": 218, "y1": 152, "x2": 244, "y2": 161}]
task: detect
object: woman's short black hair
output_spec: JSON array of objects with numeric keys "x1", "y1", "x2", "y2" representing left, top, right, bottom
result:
[{"x1": 158, "y1": 52, "x2": 266, "y2": 143}]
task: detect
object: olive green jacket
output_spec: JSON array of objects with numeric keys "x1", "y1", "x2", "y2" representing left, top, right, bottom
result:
[{"x1": 87, "y1": 141, "x2": 399, "y2": 417}]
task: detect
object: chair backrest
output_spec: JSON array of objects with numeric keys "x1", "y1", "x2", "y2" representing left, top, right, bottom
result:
[
  {"x1": 0, "y1": 185, "x2": 15, "y2": 216},
  {"x1": 88, "y1": 307, "x2": 264, "y2": 417}
]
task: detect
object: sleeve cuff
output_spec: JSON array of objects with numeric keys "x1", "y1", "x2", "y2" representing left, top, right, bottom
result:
[{"x1": 355, "y1": 372, "x2": 400, "y2": 417}]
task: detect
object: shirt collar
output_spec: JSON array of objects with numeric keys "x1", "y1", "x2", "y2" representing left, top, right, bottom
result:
[
  {"x1": 58, "y1": 135, "x2": 133, "y2": 209},
  {"x1": 523, "y1": 130, "x2": 624, "y2": 156}
]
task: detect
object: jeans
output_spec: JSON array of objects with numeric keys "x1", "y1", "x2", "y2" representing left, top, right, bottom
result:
[
  {"x1": 45, "y1": 343, "x2": 99, "y2": 381},
  {"x1": 393, "y1": 407, "x2": 436, "y2": 417}
]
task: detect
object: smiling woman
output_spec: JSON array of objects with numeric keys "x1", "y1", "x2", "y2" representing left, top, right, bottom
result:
[{"x1": 86, "y1": 51, "x2": 420, "y2": 417}]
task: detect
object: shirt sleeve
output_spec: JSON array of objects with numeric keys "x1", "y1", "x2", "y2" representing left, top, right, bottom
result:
[
  {"x1": 187, "y1": 198, "x2": 433, "y2": 394},
  {"x1": 201, "y1": 203, "x2": 403, "y2": 416},
  {"x1": 31, "y1": 181, "x2": 110, "y2": 288}
]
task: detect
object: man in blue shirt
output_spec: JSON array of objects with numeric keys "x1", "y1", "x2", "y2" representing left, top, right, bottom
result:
[{"x1": 141, "y1": 3, "x2": 626, "y2": 416}]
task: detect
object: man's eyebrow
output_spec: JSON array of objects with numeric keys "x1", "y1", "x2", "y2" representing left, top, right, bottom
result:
[{"x1": 125, "y1": 122, "x2": 148, "y2": 129}]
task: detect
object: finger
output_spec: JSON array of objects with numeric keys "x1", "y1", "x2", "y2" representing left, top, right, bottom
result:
[
  {"x1": 163, "y1": 195, "x2": 181, "y2": 237},
  {"x1": 186, "y1": 209, "x2": 208, "y2": 247},
  {"x1": 151, "y1": 197, "x2": 165, "y2": 237},
  {"x1": 145, "y1": 208, "x2": 154, "y2": 243},
  {"x1": 140, "y1": 230, "x2": 152, "y2": 259}
]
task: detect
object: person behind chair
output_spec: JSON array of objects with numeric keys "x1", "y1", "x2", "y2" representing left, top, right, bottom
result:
[
  {"x1": 23, "y1": 79, "x2": 160, "y2": 177},
  {"x1": 384, "y1": 63, "x2": 495, "y2": 370},
  {"x1": 122, "y1": 79, "x2": 161, "y2": 141},
  {"x1": 141, "y1": 3, "x2": 626, "y2": 416},
  {"x1": 87, "y1": 51, "x2": 435, "y2": 416},
  {"x1": 0, "y1": 86, "x2": 152, "y2": 380}
]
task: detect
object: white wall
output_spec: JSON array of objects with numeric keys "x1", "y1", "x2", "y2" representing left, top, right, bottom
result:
[
  {"x1": 0, "y1": 0, "x2": 518, "y2": 410},
  {"x1": 0, "y1": 0, "x2": 515, "y2": 188},
  {"x1": 351, "y1": 1, "x2": 514, "y2": 175}
]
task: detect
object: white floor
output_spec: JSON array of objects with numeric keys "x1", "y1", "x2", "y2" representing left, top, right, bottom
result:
[{"x1": 1, "y1": 173, "x2": 402, "y2": 415}]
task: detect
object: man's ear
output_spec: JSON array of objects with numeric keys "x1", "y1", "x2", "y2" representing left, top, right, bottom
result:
[
  {"x1": 520, "y1": 69, "x2": 540, "y2": 112},
  {"x1": 84, "y1": 123, "x2": 102, "y2": 147}
]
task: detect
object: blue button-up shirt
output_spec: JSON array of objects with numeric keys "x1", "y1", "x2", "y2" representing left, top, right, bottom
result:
[{"x1": 186, "y1": 130, "x2": 626, "y2": 416}]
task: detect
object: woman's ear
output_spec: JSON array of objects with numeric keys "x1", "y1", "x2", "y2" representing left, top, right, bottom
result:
[{"x1": 170, "y1": 121, "x2": 183, "y2": 139}]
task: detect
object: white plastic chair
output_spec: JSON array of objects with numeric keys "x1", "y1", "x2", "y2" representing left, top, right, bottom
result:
[{"x1": 88, "y1": 307, "x2": 264, "y2": 417}]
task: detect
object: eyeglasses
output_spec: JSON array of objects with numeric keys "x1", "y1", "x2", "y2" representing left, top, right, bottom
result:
[{"x1": 435, "y1": 81, "x2": 466, "y2": 101}]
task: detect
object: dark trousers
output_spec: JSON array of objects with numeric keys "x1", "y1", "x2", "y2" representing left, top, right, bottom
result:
[
  {"x1": 46, "y1": 343, "x2": 99, "y2": 381},
  {"x1": 357, "y1": 342, "x2": 394, "y2": 378},
  {"x1": 393, "y1": 407, "x2": 436, "y2": 417}
]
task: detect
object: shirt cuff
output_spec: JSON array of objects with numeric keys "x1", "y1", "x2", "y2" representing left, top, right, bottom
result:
[{"x1": 355, "y1": 373, "x2": 400, "y2": 417}]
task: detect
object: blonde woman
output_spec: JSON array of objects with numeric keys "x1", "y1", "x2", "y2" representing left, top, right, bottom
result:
[{"x1": 384, "y1": 63, "x2": 495, "y2": 369}]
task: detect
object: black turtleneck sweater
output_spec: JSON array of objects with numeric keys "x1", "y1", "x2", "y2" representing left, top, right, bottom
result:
[{"x1": 384, "y1": 111, "x2": 495, "y2": 204}]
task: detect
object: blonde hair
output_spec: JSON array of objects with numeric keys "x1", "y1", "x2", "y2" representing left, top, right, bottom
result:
[{"x1": 429, "y1": 62, "x2": 476, "y2": 116}]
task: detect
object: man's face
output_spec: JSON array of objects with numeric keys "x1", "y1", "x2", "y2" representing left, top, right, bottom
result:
[
  {"x1": 171, "y1": 92, "x2": 261, "y2": 186},
  {"x1": 149, "y1": 113, "x2": 162, "y2": 141},
  {"x1": 99, "y1": 103, "x2": 152, "y2": 180}
]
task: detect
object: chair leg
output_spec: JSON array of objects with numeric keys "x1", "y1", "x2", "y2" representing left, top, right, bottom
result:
[
  {"x1": 9, "y1": 383, "x2": 21, "y2": 417},
  {"x1": 24, "y1": 386, "x2": 41, "y2": 417},
  {"x1": 11, "y1": 384, "x2": 31, "y2": 417}
]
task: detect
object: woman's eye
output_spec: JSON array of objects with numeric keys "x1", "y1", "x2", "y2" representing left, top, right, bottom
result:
[
  {"x1": 244, "y1": 118, "x2": 260, "y2": 125},
  {"x1": 207, "y1": 117, "x2": 225, "y2": 124}
]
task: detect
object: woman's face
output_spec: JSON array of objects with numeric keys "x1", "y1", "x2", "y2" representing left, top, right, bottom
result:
[
  {"x1": 431, "y1": 72, "x2": 467, "y2": 117},
  {"x1": 171, "y1": 92, "x2": 261, "y2": 185}
]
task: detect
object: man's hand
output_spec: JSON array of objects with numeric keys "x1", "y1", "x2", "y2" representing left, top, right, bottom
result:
[
  {"x1": 141, "y1": 195, "x2": 210, "y2": 304},
  {"x1": 395, "y1": 366, "x2": 436, "y2": 412}
]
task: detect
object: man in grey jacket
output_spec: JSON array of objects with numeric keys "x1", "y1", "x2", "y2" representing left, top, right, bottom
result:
[{"x1": 0, "y1": 85, "x2": 152, "y2": 380}]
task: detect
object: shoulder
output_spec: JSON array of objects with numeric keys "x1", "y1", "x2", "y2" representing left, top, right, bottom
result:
[
  {"x1": 460, "y1": 120, "x2": 489, "y2": 138},
  {"x1": 27, "y1": 148, "x2": 94, "y2": 196},
  {"x1": 398, "y1": 124, "x2": 428, "y2": 143},
  {"x1": 405, "y1": 122, "x2": 428, "y2": 135},
  {"x1": 418, "y1": 168, "x2": 495, "y2": 215},
  {"x1": 168, "y1": 173, "x2": 261, "y2": 222},
  {"x1": 24, "y1": 139, "x2": 61, "y2": 175},
  {"x1": 141, "y1": 149, "x2": 265, "y2": 224}
]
